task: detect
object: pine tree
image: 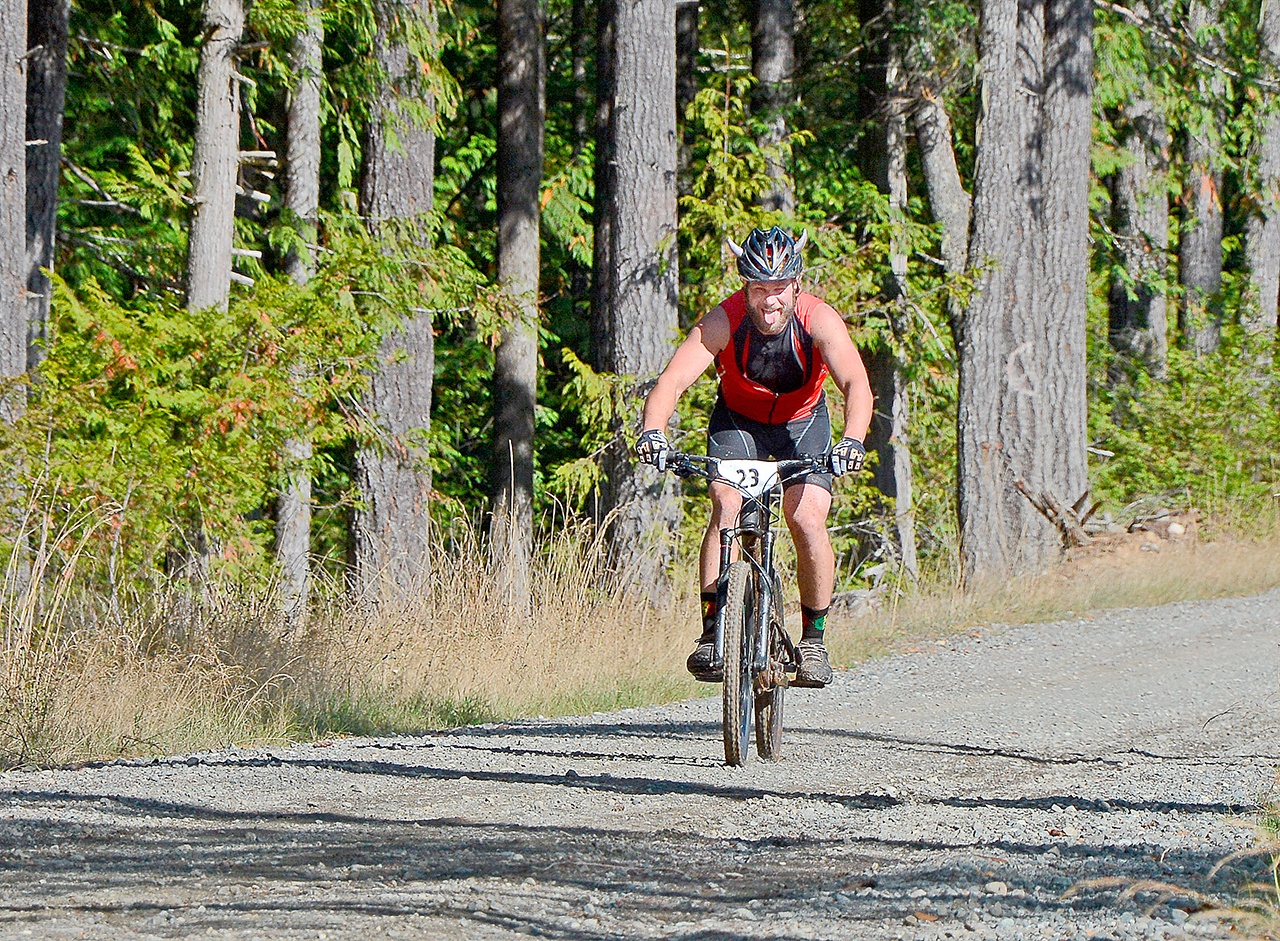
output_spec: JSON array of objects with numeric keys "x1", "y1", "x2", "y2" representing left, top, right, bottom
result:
[
  {"x1": 957, "y1": 0, "x2": 1093, "y2": 580},
  {"x1": 353, "y1": 0, "x2": 437, "y2": 598}
]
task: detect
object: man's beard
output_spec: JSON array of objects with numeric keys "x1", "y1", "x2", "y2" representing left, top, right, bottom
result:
[{"x1": 745, "y1": 292, "x2": 796, "y2": 334}]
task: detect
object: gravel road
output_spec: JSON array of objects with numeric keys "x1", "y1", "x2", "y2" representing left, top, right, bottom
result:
[{"x1": 4, "y1": 589, "x2": 1280, "y2": 940}]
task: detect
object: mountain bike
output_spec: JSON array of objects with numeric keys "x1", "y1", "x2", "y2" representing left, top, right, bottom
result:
[{"x1": 664, "y1": 452, "x2": 831, "y2": 766}]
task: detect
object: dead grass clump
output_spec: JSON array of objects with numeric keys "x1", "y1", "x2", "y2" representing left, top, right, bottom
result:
[
  {"x1": 2, "y1": 504, "x2": 702, "y2": 768},
  {"x1": 289, "y1": 515, "x2": 700, "y2": 735}
]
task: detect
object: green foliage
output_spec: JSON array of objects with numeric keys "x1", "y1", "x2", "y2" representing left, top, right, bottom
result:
[{"x1": 1089, "y1": 329, "x2": 1280, "y2": 525}]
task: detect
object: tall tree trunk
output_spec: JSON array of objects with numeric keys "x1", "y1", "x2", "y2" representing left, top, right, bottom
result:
[
  {"x1": 675, "y1": 0, "x2": 697, "y2": 198},
  {"x1": 590, "y1": 0, "x2": 616, "y2": 375},
  {"x1": 593, "y1": 0, "x2": 680, "y2": 591},
  {"x1": 177, "y1": 0, "x2": 244, "y2": 589},
  {"x1": 275, "y1": 0, "x2": 323, "y2": 628},
  {"x1": 750, "y1": 0, "x2": 795, "y2": 214},
  {"x1": 957, "y1": 0, "x2": 1093, "y2": 582},
  {"x1": 913, "y1": 90, "x2": 970, "y2": 280},
  {"x1": 882, "y1": 45, "x2": 917, "y2": 578},
  {"x1": 24, "y1": 0, "x2": 68, "y2": 371},
  {"x1": 186, "y1": 0, "x2": 244, "y2": 313},
  {"x1": 571, "y1": 0, "x2": 589, "y2": 155},
  {"x1": 492, "y1": 0, "x2": 545, "y2": 604},
  {"x1": 1244, "y1": 0, "x2": 1280, "y2": 334},
  {"x1": 1109, "y1": 94, "x2": 1170, "y2": 377},
  {"x1": 863, "y1": 35, "x2": 918, "y2": 578},
  {"x1": 354, "y1": 0, "x2": 437, "y2": 599},
  {"x1": 1179, "y1": 0, "x2": 1223, "y2": 355},
  {"x1": 0, "y1": 0, "x2": 24, "y2": 424}
]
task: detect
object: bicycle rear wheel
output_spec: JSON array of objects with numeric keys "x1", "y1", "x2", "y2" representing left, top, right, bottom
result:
[
  {"x1": 755, "y1": 589, "x2": 786, "y2": 761},
  {"x1": 721, "y1": 561, "x2": 755, "y2": 767}
]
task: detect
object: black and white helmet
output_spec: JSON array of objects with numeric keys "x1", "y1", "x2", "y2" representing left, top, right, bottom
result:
[{"x1": 727, "y1": 226, "x2": 808, "y2": 281}]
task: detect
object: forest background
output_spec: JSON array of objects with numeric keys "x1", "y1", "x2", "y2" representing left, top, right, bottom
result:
[{"x1": 2, "y1": 0, "x2": 1280, "y2": 766}]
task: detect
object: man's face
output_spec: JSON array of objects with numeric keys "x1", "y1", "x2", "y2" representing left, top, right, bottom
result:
[{"x1": 744, "y1": 279, "x2": 798, "y2": 335}]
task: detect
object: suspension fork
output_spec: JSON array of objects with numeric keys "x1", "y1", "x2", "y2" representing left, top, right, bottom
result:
[{"x1": 753, "y1": 498, "x2": 777, "y2": 673}]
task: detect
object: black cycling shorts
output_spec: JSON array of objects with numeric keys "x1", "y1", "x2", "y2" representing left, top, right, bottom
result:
[{"x1": 707, "y1": 394, "x2": 834, "y2": 492}]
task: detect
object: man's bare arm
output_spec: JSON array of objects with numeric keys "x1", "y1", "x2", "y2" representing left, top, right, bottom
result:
[
  {"x1": 811, "y1": 304, "x2": 874, "y2": 442},
  {"x1": 641, "y1": 307, "x2": 729, "y2": 432}
]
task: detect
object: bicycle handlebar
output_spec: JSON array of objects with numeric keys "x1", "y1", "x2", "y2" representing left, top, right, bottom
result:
[{"x1": 662, "y1": 451, "x2": 831, "y2": 490}]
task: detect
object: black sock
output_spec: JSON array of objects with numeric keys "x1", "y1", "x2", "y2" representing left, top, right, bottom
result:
[
  {"x1": 700, "y1": 592, "x2": 718, "y2": 638},
  {"x1": 801, "y1": 604, "x2": 829, "y2": 642}
]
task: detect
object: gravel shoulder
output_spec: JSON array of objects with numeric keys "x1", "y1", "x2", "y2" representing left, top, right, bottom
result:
[{"x1": 3, "y1": 590, "x2": 1280, "y2": 940}]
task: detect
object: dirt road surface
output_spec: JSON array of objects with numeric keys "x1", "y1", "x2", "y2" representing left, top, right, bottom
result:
[{"x1": 4, "y1": 590, "x2": 1280, "y2": 940}]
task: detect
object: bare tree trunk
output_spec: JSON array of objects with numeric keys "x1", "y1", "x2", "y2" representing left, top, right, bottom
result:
[
  {"x1": 863, "y1": 36, "x2": 918, "y2": 577},
  {"x1": 593, "y1": 0, "x2": 681, "y2": 592},
  {"x1": 24, "y1": 0, "x2": 68, "y2": 371},
  {"x1": 1109, "y1": 93, "x2": 1169, "y2": 377},
  {"x1": 492, "y1": 0, "x2": 545, "y2": 604},
  {"x1": 1179, "y1": 0, "x2": 1223, "y2": 356},
  {"x1": 676, "y1": 0, "x2": 697, "y2": 198},
  {"x1": 0, "y1": 0, "x2": 24, "y2": 424},
  {"x1": 1245, "y1": 0, "x2": 1280, "y2": 334},
  {"x1": 177, "y1": 0, "x2": 244, "y2": 590},
  {"x1": 590, "y1": 0, "x2": 616, "y2": 374},
  {"x1": 186, "y1": 0, "x2": 244, "y2": 313},
  {"x1": 275, "y1": 0, "x2": 323, "y2": 628},
  {"x1": 957, "y1": 0, "x2": 1092, "y2": 582},
  {"x1": 571, "y1": 0, "x2": 589, "y2": 154},
  {"x1": 883, "y1": 46, "x2": 917, "y2": 578},
  {"x1": 749, "y1": 0, "x2": 795, "y2": 214},
  {"x1": 354, "y1": 0, "x2": 437, "y2": 600},
  {"x1": 913, "y1": 91, "x2": 970, "y2": 280}
]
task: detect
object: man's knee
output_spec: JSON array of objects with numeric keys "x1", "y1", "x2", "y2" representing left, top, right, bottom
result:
[
  {"x1": 709, "y1": 485, "x2": 742, "y2": 526},
  {"x1": 783, "y1": 487, "x2": 831, "y2": 537}
]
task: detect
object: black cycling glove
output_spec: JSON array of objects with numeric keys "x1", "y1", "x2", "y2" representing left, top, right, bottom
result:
[
  {"x1": 636, "y1": 429, "x2": 671, "y2": 472},
  {"x1": 829, "y1": 437, "x2": 866, "y2": 476}
]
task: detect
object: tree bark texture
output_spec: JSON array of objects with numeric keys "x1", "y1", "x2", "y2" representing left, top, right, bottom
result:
[
  {"x1": 0, "y1": 0, "x2": 25, "y2": 422},
  {"x1": 492, "y1": 0, "x2": 545, "y2": 602},
  {"x1": 1178, "y1": 0, "x2": 1223, "y2": 355},
  {"x1": 590, "y1": 0, "x2": 616, "y2": 373},
  {"x1": 1108, "y1": 95, "x2": 1169, "y2": 376},
  {"x1": 595, "y1": 0, "x2": 681, "y2": 590},
  {"x1": 571, "y1": 0, "x2": 590, "y2": 154},
  {"x1": 675, "y1": 0, "x2": 697, "y2": 198},
  {"x1": 750, "y1": 0, "x2": 795, "y2": 214},
  {"x1": 957, "y1": 0, "x2": 1092, "y2": 582},
  {"x1": 913, "y1": 91, "x2": 971, "y2": 279},
  {"x1": 1244, "y1": 0, "x2": 1280, "y2": 334},
  {"x1": 676, "y1": 1, "x2": 698, "y2": 122},
  {"x1": 275, "y1": 0, "x2": 323, "y2": 628},
  {"x1": 186, "y1": 0, "x2": 244, "y2": 313},
  {"x1": 355, "y1": 0, "x2": 437, "y2": 598},
  {"x1": 283, "y1": 0, "x2": 322, "y2": 286},
  {"x1": 883, "y1": 47, "x2": 917, "y2": 577},
  {"x1": 25, "y1": 0, "x2": 68, "y2": 370}
]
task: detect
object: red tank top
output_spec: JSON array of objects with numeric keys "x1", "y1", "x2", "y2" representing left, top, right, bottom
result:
[{"x1": 715, "y1": 290, "x2": 829, "y2": 424}]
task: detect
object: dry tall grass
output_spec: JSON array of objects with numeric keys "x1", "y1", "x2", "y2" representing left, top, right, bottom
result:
[
  {"x1": 5, "y1": 493, "x2": 1280, "y2": 769},
  {"x1": 0, "y1": 504, "x2": 701, "y2": 769}
]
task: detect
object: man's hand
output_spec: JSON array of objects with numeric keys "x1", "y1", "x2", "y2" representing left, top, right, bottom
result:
[
  {"x1": 829, "y1": 437, "x2": 866, "y2": 476},
  {"x1": 636, "y1": 429, "x2": 671, "y2": 472}
]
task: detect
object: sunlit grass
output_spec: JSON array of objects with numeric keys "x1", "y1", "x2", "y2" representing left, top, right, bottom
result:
[{"x1": 4, "y1": 491, "x2": 1280, "y2": 768}]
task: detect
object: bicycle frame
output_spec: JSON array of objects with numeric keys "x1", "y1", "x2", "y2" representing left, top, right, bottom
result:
[
  {"x1": 665, "y1": 451, "x2": 828, "y2": 765},
  {"x1": 669, "y1": 455, "x2": 819, "y2": 678}
]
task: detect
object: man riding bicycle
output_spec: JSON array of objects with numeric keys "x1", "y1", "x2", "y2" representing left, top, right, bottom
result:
[{"x1": 636, "y1": 226, "x2": 874, "y2": 689}]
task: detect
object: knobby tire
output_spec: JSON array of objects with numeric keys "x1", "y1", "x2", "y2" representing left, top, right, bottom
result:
[
  {"x1": 722, "y1": 560, "x2": 755, "y2": 767},
  {"x1": 754, "y1": 575, "x2": 786, "y2": 761}
]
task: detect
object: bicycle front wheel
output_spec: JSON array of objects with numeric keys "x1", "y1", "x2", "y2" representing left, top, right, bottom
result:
[
  {"x1": 722, "y1": 560, "x2": 755, "y2": 767},
  {"x1": 755, "y1": 584, "x2": 786, "y2": 761}
]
